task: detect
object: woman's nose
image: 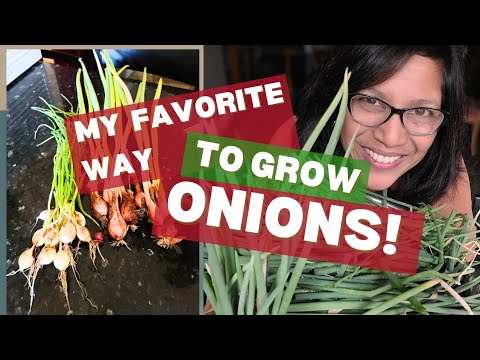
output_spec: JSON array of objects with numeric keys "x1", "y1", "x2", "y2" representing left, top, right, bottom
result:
[{"x1": 372, "y1": 113, "x2": 410, "y2": 148}]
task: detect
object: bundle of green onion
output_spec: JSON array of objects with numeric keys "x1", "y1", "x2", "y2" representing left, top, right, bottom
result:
[{"x1": 203, "y1": 69, "x2": 480, "y2": 315}]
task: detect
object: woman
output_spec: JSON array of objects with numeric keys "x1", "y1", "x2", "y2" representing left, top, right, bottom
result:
[{"x1": 295, "y1": 45, "x2": 474, "y2": 220}]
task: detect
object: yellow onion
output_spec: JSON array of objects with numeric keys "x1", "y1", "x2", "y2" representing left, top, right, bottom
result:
[
  {"x1": 59, "y1": 220, "x2": 76, "y2": 244},
  {"x1": 76, "y1": 225, "x2": 92, "y2": 242},
  {"x1": 53, "y1": 245, "x2": 70, "y2": 271},
  {"x1": 37, "y1": 209, "x2": 52, "y2": 222},
  {"x1": 37, "y1": 246, "x2": 56, "y2": 266},
  {"x1": 42, "y1": 226, "x2": 58, "y2": 247},
  {"x1": 18, "y1": 246, "x2": 35, "y2": 271},
  {"x1": 32, "y1": 228, "x2": 45, "y2": 247},
  {"x1": 49, "y1": 232, "x2": 60, "y2": 248},
  {"x1": 75, "y1": 211, "x2": 86, "y2": 227}
]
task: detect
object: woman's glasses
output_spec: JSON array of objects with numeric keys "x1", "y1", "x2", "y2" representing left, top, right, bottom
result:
[{"x1": 348, "y1": 93, "x2": 448, "y2": 136}]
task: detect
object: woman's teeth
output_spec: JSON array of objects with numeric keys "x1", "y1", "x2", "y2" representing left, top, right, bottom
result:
[{"x1": 365, "y1": 148, "x2": 401, "y2": 164}]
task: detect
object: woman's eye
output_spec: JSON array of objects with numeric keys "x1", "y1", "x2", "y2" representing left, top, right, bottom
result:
[
  {"x1": 365, "y1": 96, "x2": 379, "y2": 105},
  {"x1": 413, "y1": 108, "x2": 430, "y2": 116}
]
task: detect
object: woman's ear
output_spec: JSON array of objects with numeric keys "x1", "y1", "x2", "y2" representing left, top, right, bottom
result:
[{"x1": 294, "y1": 115, "x2": 298, "y2": 123}]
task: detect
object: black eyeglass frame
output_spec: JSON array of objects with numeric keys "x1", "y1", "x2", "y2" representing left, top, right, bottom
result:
[{"x1": 347, "y1": 93, "x2": 449, "y2": 136}]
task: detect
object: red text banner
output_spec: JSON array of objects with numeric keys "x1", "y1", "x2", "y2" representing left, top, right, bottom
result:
[{"x1": 65, "y1": 75, "x2": 299, "y2": 194}]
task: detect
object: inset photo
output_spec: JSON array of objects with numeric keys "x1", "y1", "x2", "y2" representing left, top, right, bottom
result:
[
  {"x1": 6, "y1": 47, "x2": 201, "y2": 315},
  {"x1": 202, "y1": 45, "x2": 480, "y2": 315}
]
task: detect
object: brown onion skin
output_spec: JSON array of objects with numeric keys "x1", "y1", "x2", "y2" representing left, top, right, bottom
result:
[
  {"x1": 120, "y1": 198, "x2": 139, "y2": 224},
  {"x1": 134, "y1": 183, "x2": 146, "y2": 209},
  {"x1": 89, "y1": 192, "x2": 108, "y2": 220},
  {"x1": 119, "y1": 187, "x2": 139, "y2": 224},
  {"x1": 102, "y1": 189, "x2": 114, "y2": 206},
  {"x1": 107, "y1": 190, "x2": 128, "y2": 241},
  {"x1": 143, "y1": 182, "x2": 157, "y2": 223}
]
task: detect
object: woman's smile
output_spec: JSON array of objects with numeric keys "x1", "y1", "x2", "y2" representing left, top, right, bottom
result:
[{"x1": 361, "y1": 146, "x2": 405, "y2": 170}]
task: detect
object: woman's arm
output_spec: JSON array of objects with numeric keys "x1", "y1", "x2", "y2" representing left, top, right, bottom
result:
[
  {"x1": 433, "y1": 157, "x2": 474, "y2": 220},
  {"x1": 433, "y1": 157, "x2": 477, "y2": 261},
  {"x1": 433, "y1": 158, "x2": 479, "y2": 262}
]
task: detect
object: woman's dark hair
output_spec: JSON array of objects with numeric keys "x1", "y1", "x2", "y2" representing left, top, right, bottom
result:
[{"x1": 295, "y1": 45, "x2": 471, "y2": 206}]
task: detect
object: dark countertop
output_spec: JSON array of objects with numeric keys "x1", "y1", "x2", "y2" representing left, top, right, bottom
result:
[{"x1": 6, "y1": 61, "x2": 199, "y2": 315}]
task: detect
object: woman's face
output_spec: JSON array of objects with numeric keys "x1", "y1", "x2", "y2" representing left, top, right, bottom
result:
[{"x1": 340, "y1": 54, "x2": 444, "y2": 191}]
